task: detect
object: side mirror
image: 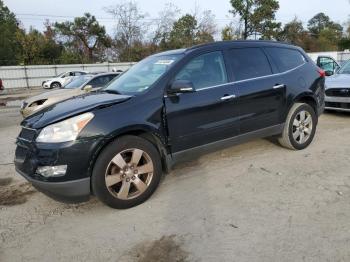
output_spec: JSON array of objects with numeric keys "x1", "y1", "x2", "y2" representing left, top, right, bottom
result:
[
  {"x1": 168, "y1": 80, "x2": 195, "y2": 94},
  {"x1": 325, "y1": 70, "x2": 334, "y2": 76},
  {"x1": 83, "y1": 85, "x2": 93, "y2": 92}
]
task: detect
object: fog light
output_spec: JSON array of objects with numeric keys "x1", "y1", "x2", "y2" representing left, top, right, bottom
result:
[{"x1": 36, "y1": 165, "x2": 67, "y2": 177}]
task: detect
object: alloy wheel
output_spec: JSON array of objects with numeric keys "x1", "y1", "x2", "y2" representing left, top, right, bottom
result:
[
  {"x1": 292, "y1": 110, "x2": 313, "y2": 144},
  {"x1": 105, "y1": 148, "x2": 154, "y2": 200}
]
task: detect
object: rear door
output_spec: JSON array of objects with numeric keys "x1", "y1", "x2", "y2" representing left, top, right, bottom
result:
[
  {"x1": 165, "y1": 51, "x2": 240, "y2": 152},
  {"x1": 227, "y1": 47, "x2": 286, "y2": 134}
]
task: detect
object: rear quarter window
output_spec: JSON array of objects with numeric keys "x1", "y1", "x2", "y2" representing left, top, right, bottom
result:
[{"x1": 265, "y1": 47, "x2": 306, "y2": 72}]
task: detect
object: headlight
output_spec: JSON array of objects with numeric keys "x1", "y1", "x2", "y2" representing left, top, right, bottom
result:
[{"x1": 36, "y1": 112, "x2": 94, "y2": 143}]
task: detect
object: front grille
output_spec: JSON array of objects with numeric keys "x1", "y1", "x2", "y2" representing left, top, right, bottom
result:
[
  {"x1": 18, "y1": 127, "x2": 37, "y2": 142},
  {"x1": 326, "y1": 88, "x2": 350, "y2": 97},
  {"x1": 325, "y1": 102, "x2": 350, "y2": 109}
]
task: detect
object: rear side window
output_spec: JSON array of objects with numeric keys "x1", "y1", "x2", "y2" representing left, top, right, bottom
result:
[
  {"x1": 265, "y1": 47, "x2": 306, "y2": 72},
  {"x1": 175, "y1": 51, "x2": 228, "y2": 90},
  {"x1": 228, "y1": 48, "x2": 272, "y2": 81}
]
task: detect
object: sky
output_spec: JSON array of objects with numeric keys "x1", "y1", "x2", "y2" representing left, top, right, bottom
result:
[{"x1": 3, "y1": 0, "x2": 350, "y2": 34}]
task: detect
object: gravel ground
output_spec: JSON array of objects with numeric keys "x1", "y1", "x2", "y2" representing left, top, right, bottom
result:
[{"x1": 0, "y1": 106, "x2": 349, "y2": 262}]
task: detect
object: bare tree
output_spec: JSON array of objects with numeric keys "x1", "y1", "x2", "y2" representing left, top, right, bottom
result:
[
  {"x1": 152, "y1": 2, "x2": 181, "y2": 47},
  {"x1": 105, "y1": 1, "x2": 148, "y2": 61},
  {"x1": 197, "y1": 10, "x2": 217, "y2": 37},
  {"x1": 186, "y1": 3, "x2": 217, "y2": 42}
]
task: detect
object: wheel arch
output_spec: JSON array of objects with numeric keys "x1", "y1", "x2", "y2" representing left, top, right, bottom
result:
[
  {"x1": 50, "y1": 81, "x2": 61, "y2": 88},
  {"x1": 290, "y1": 93, "x2": 318, "y2": 123},
  {"x1": 89, "y1": 126, "x2": 170, "y2": 179}
]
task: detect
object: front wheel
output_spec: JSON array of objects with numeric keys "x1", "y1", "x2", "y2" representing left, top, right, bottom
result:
[
  {"x1": 92, "y1": 136, "x2": 162, "y2": 209},
  {"x1": 278, "y1": 103, "x2": 317, "y2": 150},
  {"x1": 50, "y1": 82, "x2": 61, "y2": 89}
]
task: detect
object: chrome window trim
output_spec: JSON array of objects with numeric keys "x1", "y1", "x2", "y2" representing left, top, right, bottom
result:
[
  {"x1": 164, "y1": 60, "x2": 307, "y2": 97},
  {"x1": 197, "y1": 62, "x2": 306, "y2": 92}
]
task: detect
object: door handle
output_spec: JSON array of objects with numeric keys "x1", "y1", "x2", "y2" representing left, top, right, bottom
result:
[
  {"x1": 273, "y1": 84, "x2": 285, "y2": 89},
  {"x1": 220, "y1": 94, "x2": 236, "y2": 101}
]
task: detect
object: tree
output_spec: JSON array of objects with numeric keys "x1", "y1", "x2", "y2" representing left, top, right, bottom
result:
[
  {"x1": 278, "y1": 17, "x2": 306, "y2": 45},
  {"x1": 307, "y1": 13, "x2": 343, "y2": 51},
  {"x1": 152, "y1": 3, "x2": 181, "y2": 49},
  {"x1": 229, "y1": 0, "x2": 280, "y2": 39},
  {"x1": 105, "y1": 1, "x2": 148, "y2": 62},
  {"x1": 339, "y1": 22, "x2": 350, "y2": 50},
  {"x1": 54, "y1": 13, "x2": 111, "y2": 62},
  {"x1": 16, "y1": 26, "x2": 64, "y2": 65},
  {"x1": 167, "y1": 12, "x2": 216, "y2": 49},
  {"x1": 168, "y1": 14, "x2": 198, "y2": 48},
  {"x1": 0, "y1": 0, "x2": 21, "y2": 65},
  {"x1": 222, "y1": 26, "x2": 235, "y2": 41},
  {"x1": 307, "y1": 13, "x2": 340, "y2": 37},
  {"x1": 195, "y1": 10, "x2": 217, "y2": 43}
]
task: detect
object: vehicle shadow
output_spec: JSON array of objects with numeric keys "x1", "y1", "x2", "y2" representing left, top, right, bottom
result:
[{"x1": 323, "y1": 110, "x2": 350, "y2": 118}]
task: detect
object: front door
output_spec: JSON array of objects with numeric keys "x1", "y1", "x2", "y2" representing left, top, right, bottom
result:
[{"x1": 164, "y1": 51, "x2": 240, "y2": 153}]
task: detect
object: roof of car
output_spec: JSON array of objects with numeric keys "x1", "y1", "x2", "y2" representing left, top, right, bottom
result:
[
  {"x1": 154, "y1": 40, "x2": 299, "y2": 57},
  {"x1": 90, "y1": 72, "x2": 121, "y2": 76},
  {"x1": 187, "y1": 40, "x2": 297, "y2": 50}
]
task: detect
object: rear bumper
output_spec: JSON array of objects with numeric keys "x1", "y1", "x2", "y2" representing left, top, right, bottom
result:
[{"x1": 16, "y1": 167, "x2": 91, "y2": 203}]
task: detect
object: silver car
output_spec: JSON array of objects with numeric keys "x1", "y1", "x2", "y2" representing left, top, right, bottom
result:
[
  {"x1": 21, "y1": 72, "x2": 121, "y2": 118},
  {"x1": 325, "y1": 60, "x2": 350, "y2": 112}
]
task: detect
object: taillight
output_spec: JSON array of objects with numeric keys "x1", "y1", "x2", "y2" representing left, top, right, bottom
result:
[{"x1": 317, "y1": 68, "x2": 326, "y2": 78}]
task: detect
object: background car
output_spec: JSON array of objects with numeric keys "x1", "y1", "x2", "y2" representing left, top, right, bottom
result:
[
  {"x1": 325, "y1": 59, "x2": 350, "y2": 112},
  {"x1": 316, "y1": 56, "x2": 340, "y2": 76},
  {"x1": 21, "y1": 72, "x2": 121, "y2": 117},
  {"x1": 42, "y1": 71, "x2": 88, "y2": 89}
]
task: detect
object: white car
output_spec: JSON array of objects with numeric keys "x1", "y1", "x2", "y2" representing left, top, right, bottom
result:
[{"x1": 42, "y1": 71, "x2": 88, "y2": 89}]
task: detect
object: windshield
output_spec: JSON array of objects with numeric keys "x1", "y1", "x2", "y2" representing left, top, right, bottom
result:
[
  {"x1": 104, "y1": 54, "x2": 183, "y2": 95},
  {"x1": 56, "y1": 72, "x2": 66, "y2": 78},
  {"x1": 337, "y1": 60, "x2": 350, "y2": 74},
  {"x1": 64, "y1": 75, "x2": 93, "y2": 89}
]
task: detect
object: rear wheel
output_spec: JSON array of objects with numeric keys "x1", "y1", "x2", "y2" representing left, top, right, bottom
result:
[
  {"x1": 92, "y1": 135, "x2": 162, "y2": 209},
  {"x1": 278, "y1": 103, "x2": 317, "y2": 150}
]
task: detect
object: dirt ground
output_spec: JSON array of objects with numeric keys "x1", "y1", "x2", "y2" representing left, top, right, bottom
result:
[{"x1": 0, "y1": 104, "x2": 350, "y2": 262}]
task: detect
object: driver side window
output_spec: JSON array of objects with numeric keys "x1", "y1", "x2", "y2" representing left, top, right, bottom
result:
[{"x1": 175, "y1": 51, "x2": 228, "y2": 90}]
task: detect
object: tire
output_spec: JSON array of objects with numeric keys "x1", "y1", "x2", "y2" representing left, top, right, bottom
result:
[
  {"x1": 50, "y1": 82, "x2": 61, "y2": 89},
  {"x1": 92, "y1": 135, "x2": 162, "y2": 209},
  {"x1": 278, "y1": 103, "x2": 317, "y2": 150}
]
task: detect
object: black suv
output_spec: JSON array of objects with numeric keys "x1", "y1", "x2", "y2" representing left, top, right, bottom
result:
[{"x1": 15, "y1": 41, "x2": 325, "y2": 209}]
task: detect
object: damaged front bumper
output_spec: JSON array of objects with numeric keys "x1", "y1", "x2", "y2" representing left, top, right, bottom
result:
[{"x1": 14, "y1": 127, "x2": 103, "y2": 203}]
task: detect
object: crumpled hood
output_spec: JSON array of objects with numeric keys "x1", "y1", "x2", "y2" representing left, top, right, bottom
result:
[
  {"x1": 25, "y1": 88, "x2": 81, "y2": 105},
  {"x1": 22, "y1": 91, "x2": 131, "y2": 129},
  {"x1": 326, "y1": 74, "x2": 350, "y2": 89}
]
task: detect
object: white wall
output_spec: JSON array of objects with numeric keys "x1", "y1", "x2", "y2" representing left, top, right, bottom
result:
[
  {"x1": 0, "y1": 62, "x2": 134, "y2": 89},
  {"x1": 308, "y1": 51, "x2": 350, "y2": 64}
]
